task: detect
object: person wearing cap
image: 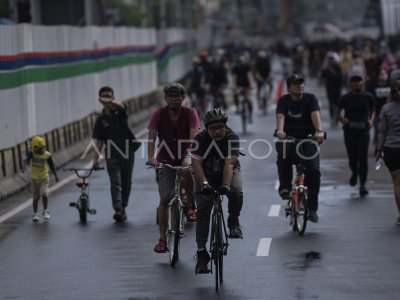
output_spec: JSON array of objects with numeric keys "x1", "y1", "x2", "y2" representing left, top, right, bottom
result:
[
  {"x1": 275, "y1": 74, "x2": 325, "y2": 223},
  {"x1": 191, "y1": 108, "x2": 243, "y2": 274},
  {"x1": 147, "y1": 82, "x2": 200, "y2": 253},
  {"x1": 336, "y1": 72, "x2": 376, "y2": 197}
]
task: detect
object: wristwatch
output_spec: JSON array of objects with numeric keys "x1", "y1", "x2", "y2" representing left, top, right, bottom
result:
[{"x1": 316, "y1": 129, "x2": 323, "y2": 133}]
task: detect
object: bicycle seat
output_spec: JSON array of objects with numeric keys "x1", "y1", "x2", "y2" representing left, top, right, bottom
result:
[{"x1": 76, "y1": 179, "x2": 89, "y2": 188}]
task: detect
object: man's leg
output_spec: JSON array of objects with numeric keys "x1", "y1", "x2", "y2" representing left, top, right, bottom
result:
[
  {"x1": 120, "y1": 156, "x2": 135, "y2": 209},
  {"x1": 344, "y1": 129, "x2": 359, "y2": 185},
  {"x1": 276, "y1": 141, "x2": 295, "y2": 197},
  {"x1": 106, "y1": 159, "x2": 123, "y2": 210}
]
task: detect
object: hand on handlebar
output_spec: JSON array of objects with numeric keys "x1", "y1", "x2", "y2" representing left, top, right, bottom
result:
[
  {"x1": 202, "y1": 184, "x2": 214, "y2": 196},
  {"x1": 276, "y1": 130, "x2": 287, "y2": 140},
  {"x1": 147, "y1": 158, "x2": 159, "y2": 167},
  {"x1": 216, "y1": 185, "x2": 230, "y2": 195},
  {"x1": 314, "y1": 131, "x2": 325, "y2": 144}
]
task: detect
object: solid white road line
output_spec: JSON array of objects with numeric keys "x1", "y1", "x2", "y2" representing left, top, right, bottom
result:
[
  {"x1": 256, "y1": 238, "x2": 272, "y2": 256},
  {"x1": 0, "y1": 129, "x2": 149, "y2": 224},
  {"x1": 268, "y1": 205, "x2": 281, "y2": 217},
  {"x1": 274, "y1": 179, "x2": 279, "y2": 191}
]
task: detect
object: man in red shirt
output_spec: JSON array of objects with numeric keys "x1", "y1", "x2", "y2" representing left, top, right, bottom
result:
[{"x1": 147, "y1": 82, "x2": 200, "y2": 253}]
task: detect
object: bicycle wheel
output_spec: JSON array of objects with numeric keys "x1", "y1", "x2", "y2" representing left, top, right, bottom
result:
[
  {"x1": 214, "y1": 216, "x2": 223, "y2": 292},
  {"x1": 241, "y1": 96, "x2": 247, "y2": 135},
  {"x1": 168, "y1": 201, "x2": 181, "y2": 267},
  {"x1": 79, "y1": 196, "x2": 88, "y2": 224},
  {"x1": 295, "y1": 195, "x2": 308, "y2": 236}
]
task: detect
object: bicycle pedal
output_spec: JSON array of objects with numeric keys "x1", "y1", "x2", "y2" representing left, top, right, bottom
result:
[{"x1": 69, "y1": 202, "x2": 76, "y2": 207}]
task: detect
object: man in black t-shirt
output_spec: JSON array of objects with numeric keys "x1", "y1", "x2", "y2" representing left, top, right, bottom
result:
[
  {"x1": 337, "y1": 73, "x2": 375, "y2": 197},
  {"x1": 276, "y1": 74, "x2": 325, "y2": 223},
  {"x1": 191, "y1": 108, "x2": 243, "y2": 274},
  {"x1": 92, "y1": 86, "x2": 140, "y2": 222}
]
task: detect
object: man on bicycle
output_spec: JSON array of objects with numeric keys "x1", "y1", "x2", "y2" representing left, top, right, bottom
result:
[
  {"x1": 232, "y1": 55, "x2": 254, "y2": 120},
  {"x1": 191, "y1": 108, "x2": 243, "y2": 273},
  {"x1": 275, "y1": 74, "x2": 325, "y2": 223},
  {"x1": 147, "y1": 82, "x2": 200, "y2": 253}
]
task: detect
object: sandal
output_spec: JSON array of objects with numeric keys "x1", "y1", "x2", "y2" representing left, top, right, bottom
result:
[
  {"x1": 187, "y1": 209, "x2": 197, "y2": 222},
  {"x1": 154, "y1": 239, "x2": 168, "y2": 253}
]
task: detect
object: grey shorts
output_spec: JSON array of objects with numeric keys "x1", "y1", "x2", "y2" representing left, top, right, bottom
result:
[
  {"x1": 32, "y1": 178, "x2": 49, "y2": 200},
  {"x1": 156, "y1": 154, "x2": 191, "y2": 199}
]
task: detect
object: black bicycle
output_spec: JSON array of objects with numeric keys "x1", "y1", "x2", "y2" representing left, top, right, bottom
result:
[
  {"x1": 205, "y1": 189, "x2": 229, "y2": 292},
  {"x1": 63, "y1": 168, "x2": 104, "y2": 224}
]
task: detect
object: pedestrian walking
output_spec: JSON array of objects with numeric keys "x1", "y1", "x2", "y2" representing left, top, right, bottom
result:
[
  {"x1": 337, "y1": 71, "x2": 375, "y2": 197},
  {"x1": 92, "y1": 86, "x2": 141, "y2": 222},
  {"x1": 23, "y1": 136, "x2": 59, "y2": 221}
]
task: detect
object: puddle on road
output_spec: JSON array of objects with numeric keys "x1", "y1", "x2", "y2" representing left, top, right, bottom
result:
[{"x1": 283, "y1": 251, "x2": 321, "y2": 272}]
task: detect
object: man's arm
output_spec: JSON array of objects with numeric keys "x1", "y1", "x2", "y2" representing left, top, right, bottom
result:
[
  {"x1": 147, "y1": 129, "x2": 158, "y2": 166},
  {"x1": 48, "y1": 156, "x2": 59, "y2": 182},
  {"x1": 310, "y1": 110, "x2": 324, "y2": 143},
  {"x1": 191, "y1": 153, "x2": 208, "y2": 187},
  {"x1": 222, "y1": 155, "x2": 237, "y2": 187},
  {"x1": 276, "y1": 113, "x2": 286, "y2": 139},
  {"x1": 377, "y1": 114, "x2": 388, "y2": 157},
  {"x1": 92, "y1": 139, "x2": 104, "y2": 169}
]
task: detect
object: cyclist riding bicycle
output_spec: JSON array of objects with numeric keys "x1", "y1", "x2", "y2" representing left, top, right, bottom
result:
[
  {"x1": 147, "y1": 82, "x2": 200, "y2": 253},
  {"x1": 275, "y1": 74, "x2": 325, "y2": 223},
  {"x1": 191, "y1": 108, "x2": 244, "y2": 273},
  {"x1": 232, "y1": 55, "x2": 254, "y2": 121}
]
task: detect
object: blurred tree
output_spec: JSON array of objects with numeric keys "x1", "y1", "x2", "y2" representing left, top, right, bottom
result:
[
  {"x1": 0, "y1": 0, "x2": 9, "y2": 18},
  {"x1": 104, "y1": 0, "x2": 155, "y2": 26}
]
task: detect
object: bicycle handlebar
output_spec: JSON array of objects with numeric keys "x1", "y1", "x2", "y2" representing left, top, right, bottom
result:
[
  {"x1": 145, "y1": 162, "x2": 191, "y2": 170},
  {"x1": 63, "y1": 167, "x2": 104, "y2": 179}
]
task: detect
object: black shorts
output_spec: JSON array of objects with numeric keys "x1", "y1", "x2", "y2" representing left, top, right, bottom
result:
[{"x1": 383, "y1": 147, "x2": 400, "y2": 172}]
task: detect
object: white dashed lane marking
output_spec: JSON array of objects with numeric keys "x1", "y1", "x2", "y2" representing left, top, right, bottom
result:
[
  {"x1": 268, "y1": 205, "x2": 281, "y2": 217},
  {"x1": 256, "y1": 238, "x2": 272, "y2": 256}
]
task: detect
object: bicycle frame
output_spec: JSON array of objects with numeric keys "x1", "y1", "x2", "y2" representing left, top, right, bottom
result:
[{"x1": 209, "y1": 191, "x2": 229, "y2": 292}]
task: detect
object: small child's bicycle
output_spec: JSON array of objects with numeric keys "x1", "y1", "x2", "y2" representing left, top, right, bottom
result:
[{"x1": 63, "y1": 167, "x2": 104, "y2": 224}]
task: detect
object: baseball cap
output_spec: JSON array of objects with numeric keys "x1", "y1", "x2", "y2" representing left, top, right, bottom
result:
[
  {"x1": 286, "y1": 74, "x2": 305, "y2": 86},
  {"x1": 349, "y1": 68, "x2": 364, "y2": 81}
]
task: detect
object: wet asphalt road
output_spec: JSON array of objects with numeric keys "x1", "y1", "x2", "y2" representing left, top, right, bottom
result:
[{"x1": 0, "y1": 79, "x2": 399, "y2": 300}]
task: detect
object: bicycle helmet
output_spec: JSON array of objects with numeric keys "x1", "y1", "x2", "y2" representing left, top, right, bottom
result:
[
  {"x1": 163, "y1": 82, "x2": 186, "y2": 96},
  {"x1": 31, "y1": 136, "x2": 46, "y2": 150},
  {"x1": 203, "y1": 108, "x2": 228, "y2": 127}
]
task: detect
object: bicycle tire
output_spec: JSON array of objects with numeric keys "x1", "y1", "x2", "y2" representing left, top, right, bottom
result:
[
  {"x1": 168, "y1": 201, "x2": 181, "y2": 267},
  {"x1": 296, "y1": 195, "x2": 308, "y2": 236},
  {"x1": 241, "y1": 96, "x2": 247, "y2": 135},
  {"x1": 214, "y1": 215, "x2": 224, "y2": 291},
  {"x1": 79, "y1": 196, "x2": 88, "y2": 224}
]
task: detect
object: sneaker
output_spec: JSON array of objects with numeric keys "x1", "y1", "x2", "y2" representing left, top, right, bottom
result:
[
  {"x1": 113, "y1": 209, "x2": 124, "y2": 223},
  {"x1": 229, "y1": 224, "x2": 243, "y2": 239},
  {"x1": 279, "y1": 189, "x2": 291, "y2": 200},
  {"x1": 32, "y1": 212, "x2": 39, "y2": 222},
  {"x1": 154, "y1": 239, "x2": 168, "y2": 253},
  {"x1": 309, "y1": 211, "x2": 319, "y2": 223},
  {"x1": 359, "y1": 185, "x2": 369, "y2": 197},
  {"x1": 349, "y1": 173, "x2": 357, "y2": 187},
  {"x1": 195, "y1": 250, "x2": 210, "y2": 274},
  {"x1": 121, "y1": 208, "x2": 127, "y2": 221},
  {"x1": 43, "y1": 210, "x2": 50, "y2": 220}
]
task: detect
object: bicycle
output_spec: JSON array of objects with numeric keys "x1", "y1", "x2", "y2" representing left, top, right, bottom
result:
[
  {"x1": 201, "y1": 188, "x2": 229, "y2": 292},
  {"x1": 147, "y1": 163, "x2": 191, "y2": 267},
  {"x1": 278, "y1": 134, "x2": 326, "y2": 235},
  {"x1": 63, "y1": 167, "x2": 104, "y2": 224}
]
